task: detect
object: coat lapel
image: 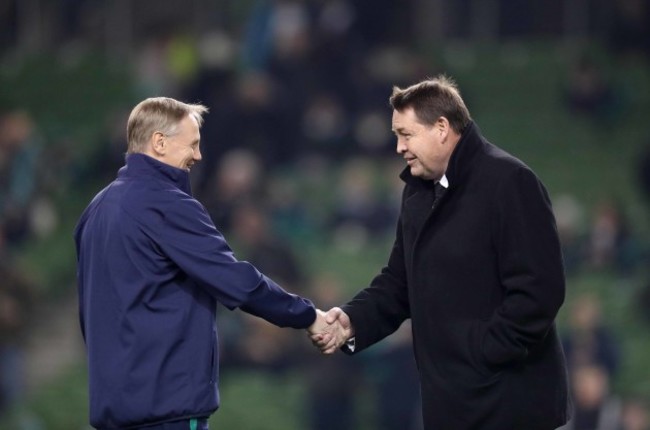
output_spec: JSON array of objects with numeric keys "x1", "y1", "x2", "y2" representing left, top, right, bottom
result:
[{"x1": 403, "y1": 188, "x2": 436, "y2": 235}]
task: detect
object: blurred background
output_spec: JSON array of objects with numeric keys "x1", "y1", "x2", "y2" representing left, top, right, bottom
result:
[{"x1": 1, "y1": 0, "x2": 650, "y2": 429}]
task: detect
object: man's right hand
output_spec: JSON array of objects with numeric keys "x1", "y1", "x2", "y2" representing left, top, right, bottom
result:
[{"x1": 309, "y1": 307, "x2": 354, "y2": 354}]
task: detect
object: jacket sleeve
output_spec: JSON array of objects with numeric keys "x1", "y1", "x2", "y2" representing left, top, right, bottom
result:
[
  {"x1": 481, "y1": 166, "x2": 566, "y2": 367},
  {"x1": 144, "y1": 194, "x2": 316, "y2": 329},
  {"x1": 341, "y1": 214, "x2": 410, "y2": 354},
  {"x1": 74, "y1": 222, "x2": 86, "y2": 342}
]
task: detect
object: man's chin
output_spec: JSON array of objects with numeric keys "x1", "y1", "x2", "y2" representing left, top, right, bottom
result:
[
  {"x1": 410, "y1": 167, "x2": 434, "y2": 181},
  {"x1": 409, "y1": 166, "x2": 423, "y2": 178}
]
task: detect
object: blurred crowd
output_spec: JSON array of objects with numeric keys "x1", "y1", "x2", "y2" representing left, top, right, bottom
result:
[{"x1": 2, "y1": 0, "x2": 650, "y2": 428}]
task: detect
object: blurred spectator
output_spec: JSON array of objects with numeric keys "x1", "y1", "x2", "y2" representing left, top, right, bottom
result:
[
  {"x1": 366, "y1": 321, "x2": 422, "y2": 430},
  {"x1": 134, "y1": 28, "x2": 199, "y2": 98},
  {"x1": 620, "y1": 399, "x2": 650, "y2": 430},
  {"x1": 263, "y1": 0, "x2": 316, "y2": 93},
  {"x1": 586, "y1": 199, "x2": 636, "y2": 273},
  {"x1": 243, "y1": 0, "x2": 319, "y2": 127},
  {"x1": 303, "y1": 274, "x2": 363, "y2": 430},
  {"x1": 329, "y1": 158, "x2": 396, "y2": 249},
  {"x1": 242, "y1": 0, "x2": 314, "y2": 73},
  {"x1": 635, "y1": 141, "x2": 650, "y2": 326},
  {"x1": 638, "y1": 141, "x2": 650, "y2": 206},
  {"x1": 305, "y1": 261, "x2": 420, "y2": 430},
  {"x1": 265, "y1": 171, "x2": 315, "y2": 244},
  {"x1": 559, "y1": 364, "x2": 622, "y2": 430},
  {"x1": 200, "y1": 149, "x2": 264, "y2": 234},
  {"x1": 310, "y1": 0, "x2": 357, "y2": 97},
  {"x1": 59, "y1": 0, "x2": 101, "y2": 46},
  {"x1": 636, "y1": 280, "x2": 650, "y2": 325},
  {"x1": 229, "y1": 202, "x2": 306, "y2": 292},
  {"x1": 607, "y1": 0, "x2": 650, "y2": 58},
  {"x1": 182, "y1": 30, "x2": 237, "y2": 192},
  {"x1": 562, "y1": 54, "x2": 620, "y2": 124},
  {"x1": 0, "y1": 2, "x2": 17, "y2": 55},
  {"x1": 241, "y1": 0, "x2": 274, "y2": 71},
  {"x1": 208, "y1": 71, "x2": 295, "y2": 168},
  {"x1": 0, "y1": 109, "x2": 42, "y2": 247},
  {"x1": 217, "y1": 201, "x2": 309, "y2": 374},
  {"x1": 562, "y1": 293, "x2": 621, "y2": 379},
  {"x1": 225, "y1": 313, "x2": 301, "y2": 373},
  {"x1": 301, "y1": 92, "x2": 351, "y2": 158},
  {"x1": 79, "y1": 108, "x2": 129, "y2": 185},
  {"x1": 358, "y1": 46, "x2": 428, "y2": 99},
  {"x1": 0, "y1": 236, "x2": 36, "y2": 417},
  {"x1": 553, "y1": 194, "x2": 587, "y2": 275},
  {"x1": 353, "y1": 0, "x2": 413, "y2": 48},
  {"x1": 353, "y1": 108, "x2": 394, "y2": 155},
  {"x1": 499, "y1": 1, "x2": 534, "y2": 39}
]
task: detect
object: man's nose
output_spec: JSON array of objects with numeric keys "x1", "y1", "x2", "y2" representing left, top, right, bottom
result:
[
  {"x1": 396, "y1": 138, "x2": 406, "y2": 154},
  {"x1": 194, "y1": 147, "x2": 202, "y2": 161}
]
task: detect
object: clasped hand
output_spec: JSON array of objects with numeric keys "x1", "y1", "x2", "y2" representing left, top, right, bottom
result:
[{"x1": 307, "y1": 307, "x2": 354, "y2": 354}]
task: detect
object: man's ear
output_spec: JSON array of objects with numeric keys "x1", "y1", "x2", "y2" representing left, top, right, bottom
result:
[
  {"x1": 436, "y1": 116, "x2": 450, "y2": 140},
  {"x1": 151, "y1": 132, "x2": 165, "y2": 156}
]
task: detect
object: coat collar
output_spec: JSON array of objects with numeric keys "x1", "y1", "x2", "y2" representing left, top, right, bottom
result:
[
  {"x1": 118, "y1": 153, "x2": 192, "y2": 195},
  {"x1": 399, "y1": 121, "x2": 484, "y2": 191}
]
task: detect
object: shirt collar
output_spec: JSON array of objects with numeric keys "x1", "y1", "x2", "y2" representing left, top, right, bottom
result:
[{"x1": 438, "y1": 174, "x2": 449, "y2": 189}]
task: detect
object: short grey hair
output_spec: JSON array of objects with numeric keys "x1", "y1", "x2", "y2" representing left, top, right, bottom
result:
[{"x1": 126, "y1": 97, "x2": 209, "y2": 154}]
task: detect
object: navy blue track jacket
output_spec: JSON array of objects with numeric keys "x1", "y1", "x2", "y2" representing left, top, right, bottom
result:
[{"x1": 74, "y1": 154, "x2": 316, "y2": 429}]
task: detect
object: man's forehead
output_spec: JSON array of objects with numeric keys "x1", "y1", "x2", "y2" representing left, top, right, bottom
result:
[
  {"x1": 392, "y1": 107, "x2": 417, "y2": 119},
  {"x1": 392, "y1": 110, "x2": 419, "y2": 129}
]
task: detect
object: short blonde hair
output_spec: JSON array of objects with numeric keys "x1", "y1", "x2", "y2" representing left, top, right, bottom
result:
[{"x1": 126, "y1": 97, "x2": 209, "y2": 154}]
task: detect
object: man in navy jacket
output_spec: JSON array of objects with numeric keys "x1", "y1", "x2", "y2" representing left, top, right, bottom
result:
[
  {"x1": 75, "y1": 97, "x2": 329, "y2": 429},
  {"x1": 313, "y1": 76, "x2": 571, "y2": 429}
]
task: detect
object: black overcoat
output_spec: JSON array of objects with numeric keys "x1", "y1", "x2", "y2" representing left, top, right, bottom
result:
[{"x1": 342, "y1": 122, "x2": 571, "y2": 429}]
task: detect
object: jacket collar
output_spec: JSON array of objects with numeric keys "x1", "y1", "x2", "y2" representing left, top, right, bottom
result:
[
  {"x1": 399, "y1": 121, "x2": 484, "y2": 191},
  {"x1": 118, "y1": 153, "x2": 192, "y2": 195}
]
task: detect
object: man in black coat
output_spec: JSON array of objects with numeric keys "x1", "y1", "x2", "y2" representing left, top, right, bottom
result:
[{"x1": 313, "y1": 76, "x2": 571, "y2": 429}]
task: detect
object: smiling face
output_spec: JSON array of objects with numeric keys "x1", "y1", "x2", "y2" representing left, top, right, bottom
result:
[
  {"x1": 151, "y1": 114, "x2": 202, "y2": 172},
  {"x1": 392, "y1": 107, "x2": 457, "y2": 181}
]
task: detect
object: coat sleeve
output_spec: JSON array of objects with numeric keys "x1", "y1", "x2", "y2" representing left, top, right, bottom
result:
[
  {"x1": 144, "y1": 194, "x2": 316, "y2": 329},
  {"x1": 341, "y1": 214, "x2": 411, "y2": 354},
  {"x1": 481, "y1": 166, "x2": 565, "y2": 367}
]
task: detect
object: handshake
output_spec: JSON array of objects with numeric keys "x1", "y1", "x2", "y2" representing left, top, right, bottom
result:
[{"x1": 307, "y1": 308, "x2": 355, "y2": 354}]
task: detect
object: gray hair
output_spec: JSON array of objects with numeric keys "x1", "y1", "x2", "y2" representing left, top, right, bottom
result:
[{"x1": 126, "y1": 97, "x2": 208, "y2": 154}]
